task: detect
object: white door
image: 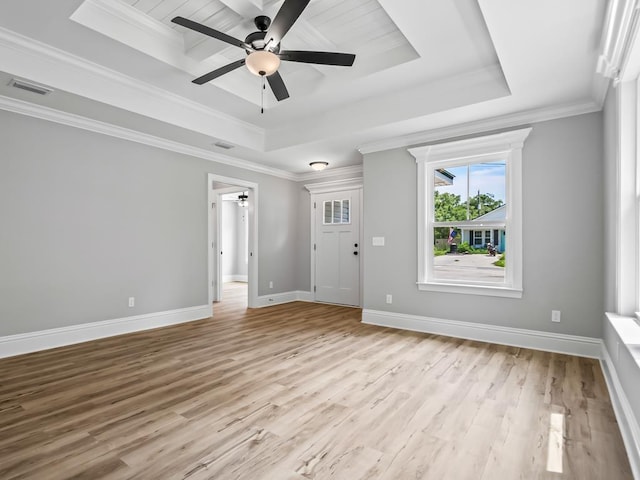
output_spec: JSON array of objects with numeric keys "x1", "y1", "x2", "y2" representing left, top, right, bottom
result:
[{"x1": 314, "y1": 189, "x2": 360, "y2": 306}]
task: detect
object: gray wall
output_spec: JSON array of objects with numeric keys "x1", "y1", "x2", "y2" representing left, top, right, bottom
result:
[
  {"x1": 363, "y1": 112, "x2": 604, "y2": 338},
  {"x1": 0, "y1": 110, "x2": 300, "y2": 336},
  {"x1": 221, "y1": 198, "x2": 248, "y2": 279}
]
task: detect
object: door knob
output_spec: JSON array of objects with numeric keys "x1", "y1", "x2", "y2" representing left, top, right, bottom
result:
[{"x1": 353, "y1": 251, "x2": 358, "y2": 255}]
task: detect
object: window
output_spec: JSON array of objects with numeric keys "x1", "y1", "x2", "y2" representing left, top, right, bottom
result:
[
  {"x1": 323, "y1": 199, "x2": 350, "y2": 225},
  {"x1": 410, "y1": 128, "x2": 531, "y2": 298}
]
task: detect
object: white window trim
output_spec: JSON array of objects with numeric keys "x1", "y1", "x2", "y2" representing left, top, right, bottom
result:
[{"x1": 410, "y1": 127, "x2": 532, "y2": 298}]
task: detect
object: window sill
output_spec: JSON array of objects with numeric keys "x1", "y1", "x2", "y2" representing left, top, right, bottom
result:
[
  {"x1": 417, "y1": 281, "x2": 523, "y2": 298},
  {"x1": 607, "y1": 313, "x2": 640, "y2": 367}
]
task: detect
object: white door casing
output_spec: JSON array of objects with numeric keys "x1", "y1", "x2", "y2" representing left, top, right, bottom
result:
[
  {"x1": 210, "y1": 198, "x2": 220, "y2": 302},
  {"x1": 305, "y1": 179, "x2": 363, "y2": 307},
  {"x1": 208, "y1": 174, "x2": 259, "y2": 310}
]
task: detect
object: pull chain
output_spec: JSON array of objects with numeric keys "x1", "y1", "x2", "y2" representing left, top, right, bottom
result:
[{"x1": 260, "y1": 75, "x2": 265, "y2": 114}]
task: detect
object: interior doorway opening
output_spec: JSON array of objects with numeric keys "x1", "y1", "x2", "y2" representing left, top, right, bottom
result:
[
  {"x1": 220, "y1": 191, "x2": 249, "y2": 307},
  {"x1": 208, "y1": 174, "x2": 259, "y2": 314}
]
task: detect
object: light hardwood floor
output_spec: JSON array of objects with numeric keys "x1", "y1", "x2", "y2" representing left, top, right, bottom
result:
[{"x1": 0, "y1": 286, "x2": 633, "y2": 479}]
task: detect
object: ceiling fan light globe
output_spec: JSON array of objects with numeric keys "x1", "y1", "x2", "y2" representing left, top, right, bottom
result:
[{"x1": 246, "y1": 51, "x2": 280, "y2": 76}]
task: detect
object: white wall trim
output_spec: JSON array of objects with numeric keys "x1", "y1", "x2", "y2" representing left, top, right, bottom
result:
[
  {"x1": 0, "y1": 95, "x2": 298, "y2": 181},
  {"x1": 362, "y1": 309, "x2": 602, "y2": 358},
  {"x1": 0, "y1": 94, "x2": 362, "y2": 183},
  {"x1": 0, "y1": 305, "x2": 211, "y2": 359},
  {"x1": 255, "y1": 291, "x2": 314, "y2": 307},
  {"x1": 304, "y1": 179, "x2": 364, "y2": 306},
  {"x1": 297, "y1": 165, "x2": 364, "y2": 182},
  {"x1": 0, "y1": 26, "x2": 264, "y2": 149},
  {"x1": 597, "y1": 0, "x2": 640, "y2": 82},
  {"x1": 357, "y1": 101, "x2": 599, "y2": 155},
  {"x1": 411, "y1": 128, "x2": 529, "y2": 295},
  {"x1": 304, "y1": 177, "x2": 363, "y2": 194},
  {"x1": 600, "y1": 343, "x2": 640, "y2": 479},
  {"x1": 208, "y1": 174, "x2": 258, "y2": 308},
  {"x1": 614, "y1": 80, "x2": 640, "y2": 315}
]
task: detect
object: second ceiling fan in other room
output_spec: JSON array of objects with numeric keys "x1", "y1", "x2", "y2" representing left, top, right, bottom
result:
[{"x1": 172, "y1": 0, "x2": 356, "y2": 105}]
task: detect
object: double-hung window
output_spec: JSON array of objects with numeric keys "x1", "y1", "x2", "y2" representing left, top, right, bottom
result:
[{"x1": 410, "y1": 128, "x2": 531, "y2": 298}]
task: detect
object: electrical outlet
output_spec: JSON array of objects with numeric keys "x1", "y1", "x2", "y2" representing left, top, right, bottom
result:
[
  {"x1": 551, "y1": 310, "x2": 561, "y2": 323},
  {"x1": 269, "y1": 281, "x2": 273, "y2": 289},
  {"x1": 128, "y1": 297, "x2": 135, "y2": 308},
  {"x1": 386, "y1": 294, "x2": 392, "y2": 304}
]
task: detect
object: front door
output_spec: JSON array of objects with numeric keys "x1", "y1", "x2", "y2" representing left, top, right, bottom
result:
[{"x1": 314, "y1": 189, "x2": 360, "y2": 306}]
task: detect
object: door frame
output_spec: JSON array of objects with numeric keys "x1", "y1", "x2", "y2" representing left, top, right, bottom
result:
[
  {"x1": 305, "y1": 178, "x2": 363, "y2": 306},
  {"x1": 210, "y1": 185, "x2": 248, "y2": 303},
  {"x1": 208, "y1": 173, "x2": 259, "y2": 309}
]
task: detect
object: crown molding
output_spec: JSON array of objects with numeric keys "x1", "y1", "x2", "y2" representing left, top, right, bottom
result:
[
  {"x1": 296, "y1": 164, "x2": 363, "y2": 182},
  {"x1": 408, "y1": 127, "x2": 532, "y2": 163},
  {"x1": 0, "y1": 94, "x2": 366, "y2": 182},
  {"x1": 304, "y1": 177, "x2": 363, "y2": 193},
  {"x1": 597, "y1": 0, "x2": 640, "y2": 82},
  {"x1": 0, "y1": 95, "x2": 297, "y2": 181},
  {"x1": 357, "y1": 101, "x2": 600, "y2": 155},
  {"x1": 0, "y1": 26, "x2": 264, "y2": 149}
]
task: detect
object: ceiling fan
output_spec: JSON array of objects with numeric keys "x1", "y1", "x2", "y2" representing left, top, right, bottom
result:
[{"x1": 172, "y1": 0, "x2": 356, "y2": 105}]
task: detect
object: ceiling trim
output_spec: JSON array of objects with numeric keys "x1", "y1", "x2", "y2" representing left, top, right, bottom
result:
[
  {"x1": 296, "y1": 165, "x2": 363, "y2": 183},
  {"x1": 357, "y1": 100, "x2": 601, "y2": 155},
  {"x1": 70, "y1": 0, "x2": 190, "y2": 70},
  {"x1": 597, "y1": 0, "x2": 640, "y2": 81},
  {"x1": 0, "y1": 94, "x2": 296, "y2": 180},
  {"x1": 304, "y1": 178, "x2": 363, "y2": 194},
  {"x1": 0, "y1": 26, "x2": 264, "y2": 149},
  {"x1": 0, "y1": 94, "x2": 360, "y2": 182}
]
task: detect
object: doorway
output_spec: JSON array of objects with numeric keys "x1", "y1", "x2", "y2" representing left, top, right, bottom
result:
[
  {"x1": 208, "y1": 174, "x2": 258, "y2": 312},
  {"x1": 306, "y1": 180, "x2": 363, "y2": 306},
  {"x1": 220, "y1": 191, "x2": 249, "y2": 308}
]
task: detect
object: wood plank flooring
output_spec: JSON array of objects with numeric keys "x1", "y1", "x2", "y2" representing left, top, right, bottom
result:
[{"x1": 0, "y1": 285, "x2": 633, "y2": 479}]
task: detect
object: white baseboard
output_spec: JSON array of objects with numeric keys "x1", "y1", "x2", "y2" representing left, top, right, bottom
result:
[
  {"x1": 223, "y1": 275, "x2": 248, "y2": 283},
  {"x1": 362, "y1": 309, "x2": 602, "y2": 358},
  {"x1": 600, "y1": 344, "x2": 640, "y2": 479},
  {"x1": 255, "y1": 291, "x2": 313, "y2": 307},
  {"x1": 0, "y1": 304, "x2": 211, "y2": 359}
]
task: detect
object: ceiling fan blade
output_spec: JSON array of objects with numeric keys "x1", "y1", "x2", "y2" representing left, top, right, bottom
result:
[
  {"x1": 267, "y1": 71, "x2": 290, "y2": 101},
  {"x1": 172, "y1": 16, "x2": 251, "y2": 50},
  {"x1": 265, "y1": 0, "x2": 310, "y2": 48},
  {"x1": 279, "y1": 50, "x2": 356, "y2": 66},
  {"x1": 193, "y1": 59, "x2": 246, "y2": 85}
]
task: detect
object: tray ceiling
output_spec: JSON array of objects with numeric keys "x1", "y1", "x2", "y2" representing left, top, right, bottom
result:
[{"x1": 0, "y1": 0, "x2": 607, "y2": 174}]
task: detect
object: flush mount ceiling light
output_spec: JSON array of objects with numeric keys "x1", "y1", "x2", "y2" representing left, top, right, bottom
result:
[
  {"x1": 309, "y1": 161, "x2": 329, "y2": 171},
  {"x1": 246, "y1": 50, "x2": 280, "y2": 77}
]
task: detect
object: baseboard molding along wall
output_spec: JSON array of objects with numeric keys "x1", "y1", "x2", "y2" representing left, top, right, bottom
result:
[
  {"x1": 0, "y1": 304, "x2": 211, "y2": 359},
  {"x1": 362, "y1": 309, "x2": 602, "y2": 358},
  {"x1": 600, "y1": 344, "x2": 640, "y2": 479},
  {"x1": 255, "y1": 291, "x2": 313, "y2": 307}
]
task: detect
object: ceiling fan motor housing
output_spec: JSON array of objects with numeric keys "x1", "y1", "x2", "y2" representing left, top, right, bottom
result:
[
  {"x1": 245, "y1": 22, "x2": 280, "y2": 53},
  {"x1": 254, "y1": 15, "x2": 271, "y2": 32}
]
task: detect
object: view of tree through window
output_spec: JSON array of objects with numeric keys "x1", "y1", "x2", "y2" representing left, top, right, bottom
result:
[{"x1": 432, "y1": 161, "x2": 506, "y2": 284}]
